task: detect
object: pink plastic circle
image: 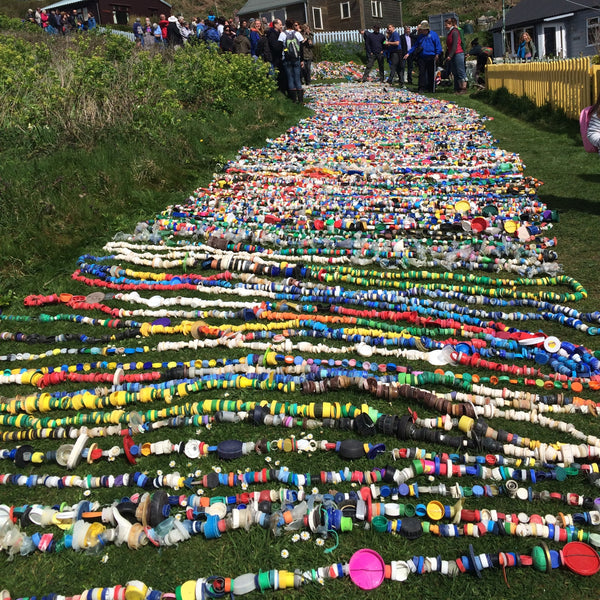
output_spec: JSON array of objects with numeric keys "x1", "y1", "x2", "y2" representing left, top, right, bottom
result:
[{"x1": 348, "y1": 549, "x2": 385, "y2": 590}]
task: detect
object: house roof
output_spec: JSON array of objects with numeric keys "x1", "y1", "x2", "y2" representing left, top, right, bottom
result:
[
  {"x1": 492, "y1": 0, "x2": 600, "y2": 30},
  {"x1": 238, "y1": 0, "x2": 305, "y2": 16},
  {"x1": 43, "y1": 0, "x2": 171, "y2": 8},
  {"x1": 43, "y1": 0, "x2": 86, "y2": 9}
]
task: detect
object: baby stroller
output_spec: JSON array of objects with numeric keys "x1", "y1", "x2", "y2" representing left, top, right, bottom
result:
[{"x1": 433, "y1": 66, "x2": 451, "y2": 91}]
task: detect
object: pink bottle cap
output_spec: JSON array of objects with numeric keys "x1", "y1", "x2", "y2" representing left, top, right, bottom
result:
[{"x1": 348, "y1": 549, "x2": 385, "y2": 590}]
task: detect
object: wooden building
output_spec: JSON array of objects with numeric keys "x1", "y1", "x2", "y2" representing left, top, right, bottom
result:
[
  {"x1": 490, "y1": 0, "x2": 600, "y2": 58},
  {"x1": 42, "y1": 0, "x2": 171, "y2": 25},
  {"x1": 237, "y1": 0, "x2": 402, "y2": 32}
]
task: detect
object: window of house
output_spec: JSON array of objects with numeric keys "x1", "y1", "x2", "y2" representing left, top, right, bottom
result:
[
  {"x1": 371, "y1": 1, "x2": 382, "y2": 19},
  {"x1": 312, "y1": 6, "x2": 323, "y2": 29},
  {"x1": 112, "y1": 7, "x2": 129, "y2": 24},
  {"x1": 340, "y1": 1, "x2": 350, "y2": 20},
  {"x1": 587, "y1": 17, "x2": 600, "y2": 46}
]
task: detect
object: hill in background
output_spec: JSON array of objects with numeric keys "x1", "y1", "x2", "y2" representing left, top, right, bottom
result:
[
  {"x1": 172, "y1": 0, "x2": 504, "y2": 24},
  {"x1": 4, "y1": 0, "x2": 505, "y2": 26}
]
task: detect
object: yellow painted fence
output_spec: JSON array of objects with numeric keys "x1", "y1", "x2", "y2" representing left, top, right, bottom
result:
[{"x1": 486, "y1": 58, "x2": 600, "y2": 120}]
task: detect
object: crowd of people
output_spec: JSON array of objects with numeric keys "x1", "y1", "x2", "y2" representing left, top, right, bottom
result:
[
  {"x1": 26, "y1": 7, "x2": 96, "y2": 34},
  {"x1": 361, "y1": 17, "x2": 493, "y2": 94},
  {"x1": 128, "y1": 15, "x2": 315, "y2": 102},
  {"x1": 24, "y1": 8, "x2": 315, "y2": 102},
  {"x1": 26, "y1": 6, "x2": 496, "y2": 100}
]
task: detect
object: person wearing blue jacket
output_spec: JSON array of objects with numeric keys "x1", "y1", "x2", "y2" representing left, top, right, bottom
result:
[{"x1": 405, "y1": 20, "x2": 442, "y2": 93}]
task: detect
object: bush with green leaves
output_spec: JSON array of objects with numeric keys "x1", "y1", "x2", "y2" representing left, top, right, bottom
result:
[
  {"x1": 0, "y1": 13, "x2": 38, "y2": 30},
  {"x1": 170, "y1": 44, "x2": 276, "y2": 112},
  {"x1": 314, "y1": 41, "x2": 365, "y2": 64},
  {"x1": 0, "y1": 26, "x2": 278, "y2": 149}
]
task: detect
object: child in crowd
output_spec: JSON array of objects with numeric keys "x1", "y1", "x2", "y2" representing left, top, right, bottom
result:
[{"x1": 586, "y1": 94, "x2": 600, "y2": 154}]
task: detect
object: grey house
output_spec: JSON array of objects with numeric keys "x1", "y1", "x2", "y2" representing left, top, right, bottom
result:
[{"x1": 491, "y1": 0, "x2": 600, "y2": 58}]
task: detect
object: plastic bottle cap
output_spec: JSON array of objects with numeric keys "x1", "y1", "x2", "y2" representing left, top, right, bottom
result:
[
  {"x1": 471, "y1": 217, "x2": 487, "y2": 233},
  {"x1": 426, "y1": 501, "x2": 445, "y2": 521},
  {"x1": 348, "y1": 549, "x2": 385, "y2": 590},
  {"x1": 544, "y1": 336, "x2": 561, "y2": 353},
  {"x1": 125, "y1": 581, "x2": 148, "y2": 600},
  {"x1": 562, "y1": 542, "x2": 600, "y2": 576}
]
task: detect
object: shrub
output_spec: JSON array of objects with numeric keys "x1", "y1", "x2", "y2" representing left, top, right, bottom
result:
[
  {"x1": 170, "y1": 44, "x2": 276, "y2": 112},
  {"x1": 0, "y1": 13, "x2": 38, "y2": 30},
  {"x1": 0, "y1": 25, "x2": 277, "y2": 149},
  {"x1": 314, "y1": 41, "x2": 365, "y2": 64},
  {"x1": 0, "y1": 17, "x2": 305, "y2": 288}
]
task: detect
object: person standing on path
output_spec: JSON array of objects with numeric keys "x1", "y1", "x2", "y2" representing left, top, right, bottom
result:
[
  {"x1": 361, "y1": 25, "x2": 386, "y2": 83},
  {"x1": 279, "y1": 20, "x2": 304, "y2": 102},
  {"x1": 300, "y1": 24, "x2": 314, "y2": 85},
  {"x1": 166, "y1": 15, "x2": 184, "y2": 48},
  {"x1": 383, "y1": 24, "x2": 406, "y2": 85},
  {"x1": 267, "y1": 19, "x2": 286, "y2": 92},
  {"x1": 403, "y1": 26, "x2": 416, "y2": 84},
  {"x1": 405, "y1": 20, "x2": 442, "y2": 93},
  {"x1": 444, "y1": 17, "x2": 467, "y2": 94}
]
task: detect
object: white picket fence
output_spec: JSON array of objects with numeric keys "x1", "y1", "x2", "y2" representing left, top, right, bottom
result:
[
  {"x1": 313, "y1": 30, "x2": 363, "y2": 44},
  {"x1": 101, "y1": 26, "x2": 361, "y2": 45},
  {"x1": 98, "y1": 26, "x2": 136, "y2": 42},
  {"x1": 100, "y1": 26, "x2": 365, "y2": 45}
]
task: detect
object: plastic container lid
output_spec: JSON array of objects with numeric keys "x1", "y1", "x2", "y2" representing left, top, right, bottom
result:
[
  {"x1": 426, "y1": 500, "x2": 444, "y2": 521},
  {"x1": 217, "y1": 439, "x2": 244, "y2": 460},
  {"x1": 400, "y1": 516, "x2": 423, "y2": 539},
  {"x1": 348, "y1": 549, "x2": 385, "y2": 590},
  {"x1": 471, "y1": 217, "x2": 487, "y2": 233},
  {"x1": 544, "y1": 336, "x2": 561, "y2": 353},
  {"x1": 338, "y1": 439, "x2": 366, "y2": 459},
  {"x1": 562, "y1": 541, "x2": 600, "y2": 576},
  {"x1": 455, "y1": 200, "x2": 470, "y2": 213}
]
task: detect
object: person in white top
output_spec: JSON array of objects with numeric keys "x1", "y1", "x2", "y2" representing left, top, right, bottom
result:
[
  {"x1": 278, "y1": 20, "x2": 305, "y2": 103},
  {"x1": 588, "y1": 106, "x2": 600, "y2": 154}
]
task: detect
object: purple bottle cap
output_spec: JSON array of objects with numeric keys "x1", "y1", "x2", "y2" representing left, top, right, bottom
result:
[{"x1": 152, "y1": 318, "x2": 171, "y2": 327}]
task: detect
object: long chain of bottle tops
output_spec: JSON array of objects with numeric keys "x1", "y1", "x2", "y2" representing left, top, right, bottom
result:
[
  {"x1": 3, "y1": 84, "x2": 600, "y2": 598},
  {"x1": 0, "y1": 543, "x2": 595, "y2": 599}
]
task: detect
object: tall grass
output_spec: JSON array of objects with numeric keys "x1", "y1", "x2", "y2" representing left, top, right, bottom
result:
[{"x1": 0, "y1": 23, "x2": 304, "y2": 296}]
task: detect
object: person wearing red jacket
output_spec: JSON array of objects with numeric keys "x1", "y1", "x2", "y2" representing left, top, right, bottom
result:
[
  {"x1": 445, "y1": 17, "x2": 467, "y2": 94},
  {"x1": 159, "y1": 14, "x2": 169, "y2": 43}
]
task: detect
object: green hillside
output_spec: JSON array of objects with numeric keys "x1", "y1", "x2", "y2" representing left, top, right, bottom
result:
[{"x1": 2, "y1": 0, "x2": 505, "y2": 25}]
